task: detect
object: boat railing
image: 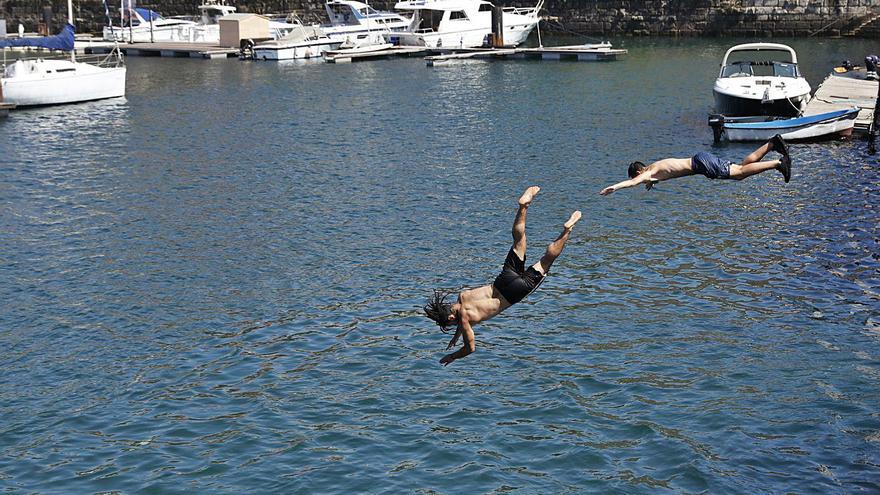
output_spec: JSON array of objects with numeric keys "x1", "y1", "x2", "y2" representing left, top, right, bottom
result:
[
  {"x1": 502, "y1": 6, "x2": 538, "y2": 16},
  {"x1": 0, "y1": 48, "x2": 124, "y2": 68}
]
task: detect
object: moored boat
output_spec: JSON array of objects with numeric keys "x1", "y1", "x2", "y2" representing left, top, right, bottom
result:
[
  {"x1": 322, "y1": 0, "x2": 410, "y2": 48},
  {"x1": 387, "y1": 0, "x2": 542, "y2": 49},
  {"x1": 251, "y1": 25, "x2": 341, "y2": 60},
  {"x1": 708, "y1": 107, "x2": 859, "y2": 143},
  {"x1": 103, "y1": 7, "x2": 197, "y2": 42},
  {"x1": 2, "y1": 16, "x2": 126, "y2": 107},
  {"x1": 713, "y1": 43, "x2": 812, "y2": 117}
]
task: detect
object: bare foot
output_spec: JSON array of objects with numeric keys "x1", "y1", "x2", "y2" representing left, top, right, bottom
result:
[
  {"x1": 564, "y1": 211, "x2": 582, "y2": 230},
  {"x1": 518, "y1": 186, "x2": 541, "y2": 207}
]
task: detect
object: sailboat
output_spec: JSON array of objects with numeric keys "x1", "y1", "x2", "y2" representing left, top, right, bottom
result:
[{"x1": 0, "y1": 0, "x2": 126, "y2": 107}]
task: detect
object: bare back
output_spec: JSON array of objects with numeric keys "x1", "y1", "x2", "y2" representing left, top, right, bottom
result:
[
  {"x1": 647, "y1": 157, "x2": 695, "y2": 181},
  {"x1": 458, "y1": 284, "x2": 511, "y2": 324}
]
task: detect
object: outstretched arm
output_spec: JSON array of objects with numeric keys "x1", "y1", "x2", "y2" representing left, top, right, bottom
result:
[
  {"x1": 600, "y1": 173, "x2": 656, "y2": 196},
  {"x1": 440, "y1": 315, "x2": 475, "y2": 366}
]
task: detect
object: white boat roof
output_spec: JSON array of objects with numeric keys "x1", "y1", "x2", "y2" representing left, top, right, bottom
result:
[
  {"x1": 394, "y1": 0, "x2": 492, "y2": 10},
  {"x1": 327, "y1": 0, "x2": 371, "y2": 9},
  {"x1": 722, "y1": 43, "x2": 798, "y2": 65}
]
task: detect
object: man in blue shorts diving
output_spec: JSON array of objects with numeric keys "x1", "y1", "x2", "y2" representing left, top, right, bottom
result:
[
  {"x1": 599, "y1": 134, "x2": 791, "y2": 196},
  {"x1": 424, "y1": 186, "x2": 581, "y2": 366}
]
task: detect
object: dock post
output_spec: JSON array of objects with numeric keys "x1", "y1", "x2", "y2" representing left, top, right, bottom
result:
[
  {"x1": 490, "y1": 6, "x2": 504, "y2": 48},
  {"x1": 870, "y1": 81, "x2": 880, "y2": 154}
]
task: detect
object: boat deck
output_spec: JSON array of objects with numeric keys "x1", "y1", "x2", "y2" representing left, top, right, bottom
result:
[{"x1": 804, "y1": 71, "x2": 878, "y2": 134}]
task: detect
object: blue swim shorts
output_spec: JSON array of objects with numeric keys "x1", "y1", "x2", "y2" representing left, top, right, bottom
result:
[{"x1": 691, "y1": 152, "x2": 732, "y2": 180}]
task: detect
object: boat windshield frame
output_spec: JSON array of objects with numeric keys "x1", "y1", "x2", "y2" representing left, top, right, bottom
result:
[{"x1": 720, "y1": 60, "x2": 801, "y2": 79}]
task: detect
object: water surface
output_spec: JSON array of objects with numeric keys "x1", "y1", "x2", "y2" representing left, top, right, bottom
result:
[{"x1": 1, "y1": 36, "x2": 879, "y2": 493}]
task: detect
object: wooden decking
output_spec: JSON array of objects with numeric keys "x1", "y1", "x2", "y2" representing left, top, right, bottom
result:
[{"x1": 804, "y1": 71, "x2": 878, "y2": 134}]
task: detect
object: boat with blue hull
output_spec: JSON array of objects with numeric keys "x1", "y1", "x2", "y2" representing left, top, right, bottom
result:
[{"x1": 709, "y1": 107, "x2": 860, "y2": 143}]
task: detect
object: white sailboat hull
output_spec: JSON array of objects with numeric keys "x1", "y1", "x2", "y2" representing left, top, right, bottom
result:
[
  {"x1": 103, "y1": 23, "x2": 197, "y2": 43},
  {"x1": 2, "y1": 59, "x2": 126, "y2": 106}
]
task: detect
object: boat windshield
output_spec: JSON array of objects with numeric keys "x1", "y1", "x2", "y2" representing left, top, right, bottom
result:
[
  {"x1": 721, "y1": 61, "x2": 799, "y2": 78},
  {"x1": 328, "y1": 4, "x2": 361, "y2": 25},
  {"x1": 414, "y1": 9, "x2": 444, "y2": 32}
]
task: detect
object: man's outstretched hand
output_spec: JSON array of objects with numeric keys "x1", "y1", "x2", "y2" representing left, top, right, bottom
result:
[
  {"x1": 440, "y1": 353, "x2": 455, "y2": 366},
  {"x1": 599, "y1": 186, "x2": 616, "y2": 196}
]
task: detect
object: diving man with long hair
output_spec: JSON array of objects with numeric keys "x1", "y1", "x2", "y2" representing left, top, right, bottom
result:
[{"x1": 424, "y1": 186, "x2": 581, "y2": 366}]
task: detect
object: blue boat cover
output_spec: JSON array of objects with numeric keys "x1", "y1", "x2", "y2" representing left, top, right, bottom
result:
[
  {"x1": 134, "y1": 8, "x2": 164, "y2": 21},
  {"x1": 725, "y1": 108, "x2": 859, "y2": 129},
  {"x1": 0, "y1": 23, "x2": 75, "y2": 51}
]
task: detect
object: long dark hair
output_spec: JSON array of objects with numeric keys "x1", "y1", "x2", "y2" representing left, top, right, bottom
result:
[{"x1": 424, "y1": 290, "x2": 456, "y2": 332}]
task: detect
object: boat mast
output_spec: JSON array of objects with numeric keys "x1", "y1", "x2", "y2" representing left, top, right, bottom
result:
[{"x1": 68, "y1": 0, "x2": 75, "y2": 62}]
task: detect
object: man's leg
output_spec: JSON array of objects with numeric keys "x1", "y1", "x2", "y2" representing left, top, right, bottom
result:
[
  {"x1": 728, "y1": 159, "x2": 781, "y2": 180},
  {"x1": 740, "y1": 141, "x2": 774, "y2": 166},
  {"x1": 534, "y1": 211, "x2": 582, "y2": 274},
  {"x1": 513, "y1": 186, "x2": 540, "y2": 260},
  {"x1": 730, "y1": 135, "x2": 790, "y2": 181}
]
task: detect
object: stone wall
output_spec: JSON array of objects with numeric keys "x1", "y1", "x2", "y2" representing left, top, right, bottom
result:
[
  {"x1": 546, "y1": 0, "x2": 879, "y2": 37},
  {"x1": 1, "y1": 0, "x2": 878, "y2": 36}
]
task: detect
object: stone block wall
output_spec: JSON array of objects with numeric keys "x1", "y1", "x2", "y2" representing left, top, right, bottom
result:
[
  {"x1": 544, "y1": 0, "x2": 880, "y2": 37},
  {"x1": 0, "y1": 0, "x2": 878, "y2": 36}
]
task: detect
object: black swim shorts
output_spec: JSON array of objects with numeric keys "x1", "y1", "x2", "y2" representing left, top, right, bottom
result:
[
  {"x1": 691, "y1": 152, "x2": 733, "y2": 180},
  {"x1": 492, "y1": 249, "x2": 545, "y2": 305}
]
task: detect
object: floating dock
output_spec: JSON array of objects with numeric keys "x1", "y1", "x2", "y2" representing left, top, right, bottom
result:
[
  {"x1": 424, "y1": 43, "x2": 627, "y2": 66},
  {"x1": 803, "y1": 70, "x2": 878, "y2": 135},
  {"x1": 86, "y1": 42, "x2": 239, "y2": 59},
  {"x1": 324, "y1": 46, "x2": 429, "y2": 63}
]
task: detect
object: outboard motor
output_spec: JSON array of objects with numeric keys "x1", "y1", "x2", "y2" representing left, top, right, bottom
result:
[
  {"x1": 865, "y1": 55, "x2": 879, "y2": 80},
  {"x1": 707, "y1": 114, "x2": 725, "y2": 144},
  {"x1": 239, "y1": 39, "x2": 256, "y2": 60}
]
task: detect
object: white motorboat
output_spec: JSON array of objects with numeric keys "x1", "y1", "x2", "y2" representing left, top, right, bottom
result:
[
  {"x1": 387, "y1": 0, "x2": 542, "y2": 49},
  {"x1": 2, "y1": 7, "x2": 126, "y2": 107},
  {"x1": 321, "y1": 0, "x2": 410, "y2": 48},
  {"x1": 185, "y1": 1, "x2": 302, "y2": 43},
  {"x1": 103, "y1": 1, "x2": 300, "y2": 43},
  {"x1": 713, "y1": 43, "x2": 812, "y2": 117},
  {"x1": 251, "y1": 25, "x2": 341, "y2": 60},
  {"x1": 103, "y1": 7, "x2": 197, "y2": 42}
]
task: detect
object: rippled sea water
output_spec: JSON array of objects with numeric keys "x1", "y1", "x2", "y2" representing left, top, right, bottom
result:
[{"x1": 1, "y1": 36, "x2": 879, "y2": 493}]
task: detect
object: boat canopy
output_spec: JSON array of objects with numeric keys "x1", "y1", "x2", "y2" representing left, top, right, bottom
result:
[
  {"x1": 0, "y1": 23, "x2": 75, "y2": 51},
  {"x1": 721, "y1": 43, "x2": 798, "y2": 66},
  {"x1": 133, "y1": 8, "x2": 165, "y2": 21},
  {"x1": 261, "y1": 25, "x2": 327, "y2": 45}
]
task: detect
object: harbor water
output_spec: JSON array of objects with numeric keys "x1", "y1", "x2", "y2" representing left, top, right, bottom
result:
[{"x1": 1, "y1": 36, "x2": 879, "y2": 493}]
